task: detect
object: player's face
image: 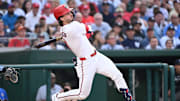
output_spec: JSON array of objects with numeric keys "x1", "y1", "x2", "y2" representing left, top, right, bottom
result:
[{"x1": 61, "y1": 12, "x2": 73, "y2": 24}]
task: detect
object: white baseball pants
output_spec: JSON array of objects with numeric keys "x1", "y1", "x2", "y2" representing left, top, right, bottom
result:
[{"x1": 52, "y1": 51, "x2": 128, "y2": 101}]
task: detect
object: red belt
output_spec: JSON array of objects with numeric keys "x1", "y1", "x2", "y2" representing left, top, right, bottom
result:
[{"x1": 80, "y1": 51, "x2": 96, "y2": 61}]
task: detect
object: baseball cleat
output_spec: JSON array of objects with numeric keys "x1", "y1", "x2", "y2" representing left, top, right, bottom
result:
[{"x1": 119, "y1": 88, "x2": 135, "y2": 101}]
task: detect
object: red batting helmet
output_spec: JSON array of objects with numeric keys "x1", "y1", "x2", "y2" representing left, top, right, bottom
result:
[{"x1": 53, "y1": 5, "x2": 73, "y2": 20}]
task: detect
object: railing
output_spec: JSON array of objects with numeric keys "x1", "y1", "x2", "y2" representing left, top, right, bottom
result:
[{"x1": 3, "y1": 63, "x2": 175, "y2": 101}]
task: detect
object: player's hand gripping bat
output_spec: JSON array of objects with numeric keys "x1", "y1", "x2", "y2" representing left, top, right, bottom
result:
[{"x1": 35, "y1": 37, "x2": 63, "y2": 48}]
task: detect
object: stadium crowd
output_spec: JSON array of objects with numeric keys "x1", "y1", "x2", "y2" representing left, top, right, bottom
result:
[{"x1": 0, "y1": 0, "x2": 180, "y2": 50}]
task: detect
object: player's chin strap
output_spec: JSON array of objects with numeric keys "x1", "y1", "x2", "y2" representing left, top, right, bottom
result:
[{"x1": 119, "y1": 88, "x2": 135, "y2": 101}]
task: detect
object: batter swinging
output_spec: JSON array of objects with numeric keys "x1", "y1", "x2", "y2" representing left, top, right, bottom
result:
[{"x1": 52, "y1": 5, "x2": 135, "y2": 101}]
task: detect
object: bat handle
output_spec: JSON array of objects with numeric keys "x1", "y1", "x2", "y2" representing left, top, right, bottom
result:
[{"x1": 35, "y1": 37, "x2": 62, "y2": 48}]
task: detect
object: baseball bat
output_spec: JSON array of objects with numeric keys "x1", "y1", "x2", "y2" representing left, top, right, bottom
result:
[{"x1": 35, "y1": 37, "x2": 62, "y2": 48}]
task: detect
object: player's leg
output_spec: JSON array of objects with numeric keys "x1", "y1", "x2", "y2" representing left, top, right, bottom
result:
[
  {"x1": 52, "y1": 59, "x2": 96, "y2": 101},
  {"x1": 95, "y1": 52, "x2": 135, "y2": 101}
]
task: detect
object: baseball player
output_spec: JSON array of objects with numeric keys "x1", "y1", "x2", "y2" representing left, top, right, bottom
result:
[{"x1": 52, "y1": 5, "x2": 135, "y2": 101}]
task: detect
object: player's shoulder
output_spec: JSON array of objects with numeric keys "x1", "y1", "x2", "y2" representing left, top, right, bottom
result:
[
  {"x1": 64, "y1": 21, "x2": 80, "y2": 29},
  {"x1": 71, "y1": 21, "x2": 84, "y2": 27},
  {"x1": 66, "y1": 21, "x2": 86, "y2": 30}
]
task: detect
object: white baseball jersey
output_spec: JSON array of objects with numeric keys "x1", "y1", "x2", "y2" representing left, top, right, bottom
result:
[
  {"x1": 60, "y1": 21, "x2": 95, "y2": 57},
  {"x1": 52, "y1": 21, "x2": 129, "y2": 101}
]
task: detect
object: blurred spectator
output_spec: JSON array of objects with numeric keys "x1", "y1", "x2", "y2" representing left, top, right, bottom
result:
[
  {"x1": 9, "y1": 18, "x2": 31, "y2": 37},
  {"x1": 154, "y1": 11, "x2": 168, "y2": 40},
  {"x1": 163, "y1": 13, "x2": 180, "y2": 38},
  {"x1": 25, "y1": 3, "x2": 41, "y2": 31},
  {"x1": 169, "y1": 0, "x2": 180, "y2": 17},
  {"x1": 145, "y1": 36, "x2": 162, "y2": 50},
  {"x1": 0, "y1": 20, "x2": 10, "y2": 47},
  {"x1": 134, "y1": 0, "x2": 141, "y2": 9},
  {"x1": 132, "y1": 8, "x2": 148, "y2": 31},
  {"x1": 101, "y1": 33, "x2": 124, "y2": 50},
  {"x1": 130, "y1": 16, "x2": 138, "y2": 26},
  {"x1": 145, "y1": 0, "x2": 153, "y2": 17},
  {"x1": 146, "y1": 17, "x2": 156, "y2": 36},
  {"x1": 74, "y1": 12, "x2": 83, "y2": 23},
  {"x1": 147, "y1": 17, "x2": 155, "y2": 29},
  {"x1": 2, "y1": 4, "x2": 18, "y2": 31},
  {"x1": 161, "y1": 0, "x2": 172, "y2": 13},
  {"x1": 144, "y1": 0, "x2": 153, "y2": 17},
  {"x1": 17, "y1": 16, "x2": 25, "y2": 26},
  {"x1": 17, "y1": 16, "x2": 31, "y2": 32},
  {"x1": 78, "y1": 0, "x2": 99, "y2": 16},
  {"x1": 146, "y1": 0, "x2": 169, "y2": 20},
  {"x1": 154, "y1": 0, "x2": 169, "y2": 20},
  {"x1": 122, "y1": 0, "x2": 134, "y2": 12},
  {"x1": 90, "y1": 30, "x2": 104, "y2": 49},
  {"x1": 0, "y1": 88, "x2": 8, "y2": 101},
  {"x1": 32, "y1": 0, "x2": 46, "y2": 11},
  {"x1": 140, "y1": 28, "x2": 155, "y2": 48},
  {"x1": 47, "y1": 0, "x2": 60, "y2": 13},
  {"x1": 107, "y1": 0, "x2": 121, "y2": 8},
  {"x1": 36, "y1": 72, "x2": 63, "y2": 101},
  {"x1": 98, "y1": 0, "x2": 115, "y2": 14},
  {"x1": 115, "y1": 14, "x2": 129, "y2": 27},
  {"x1": 12, "y1": 0, "x2": 25, "y2": 16},
  {"x1": 0, "y1": 41, "x2": 4, "y2": 47},
  {"x1": 7, "y1": 20, "x2": 20, "y2": 37},
  {"x1": 80, "y1": 4, "x2": 94, "y2": 25},
  {"x1": 133, "y1": 21, "x2": 145, "y2": 42},
  {"x1": 0, "y1": 0, "x2": 8, "y2": 10},
  {"x1": 22, "y1": 0, "x2": 32, "y2": 14},
  {"x1": 117, "y1": 2, "x2": 133, "y2": 23},
  {"x1": 67, "y1": 0, "x2": 78, "y2": 10},
  {"x1": 100, "y1": 1, "x2": 115, "y2": 27},
  {"x1": 42, "y1": 3, "x2": 57, "y2": 25},
  {"x1": 28, "y1": 24, "x2": 49, "y2": 40},
  {"x1": 113, "y1": 6, "x2": 124, "y2": 17},
  {"x1": 91, "y1": 13, "x2": 111, "y2": 39},
  {"x1": 63, "y1": 82, "x2": 72, "y2": 92},
  {"x1": 114, "y1": 15, "x2": 129, "y2": 34},
  {"x1": 92, "y1": 0, "x2": 121, "y2": 8},
  {"x1": 39, "y1": 16, "x2": 48, "y2": 33},
  {"x1": 165, "y1": 39, "x2": 174, "y2": 50},
  {"x1": 8, "y1": 25, "x2": 30, "y2": 48},
  {"x1": 111, "y1": 23, "x2": 124, "y2": 42},
  {"x1": 160, "y1": 26, "x2": 180, "y2": 48},
  {"x1": 122, "y1": 25, "x2": 140, "y2": 49},
  {"x1": 63, "y1": 82, "x2": 78, "y2": 101},
  {"x1": 140, "y1": 3, "x2": 149, "y2": 21}
]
